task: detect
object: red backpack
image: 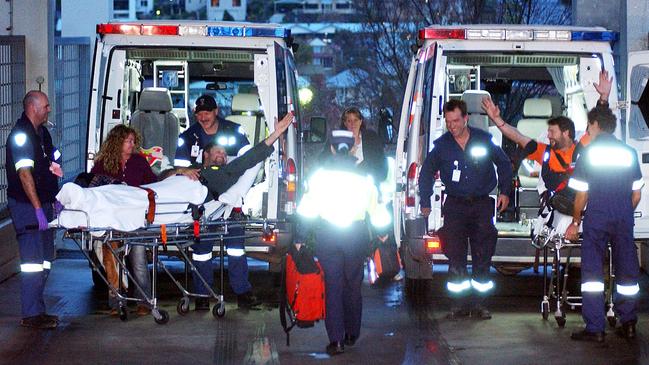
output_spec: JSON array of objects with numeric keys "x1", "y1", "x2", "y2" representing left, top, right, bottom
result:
[{"x1": 279, "y1": 244, "x2": 326, "y2": 346}]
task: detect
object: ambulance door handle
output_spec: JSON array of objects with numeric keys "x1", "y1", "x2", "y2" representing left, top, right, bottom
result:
[
  {"x1": 116, "y1": 89, "x2": 121, "y2": 108},
  {"x1": 634, "y1": 211, "x2": 642, "y2": 218}
]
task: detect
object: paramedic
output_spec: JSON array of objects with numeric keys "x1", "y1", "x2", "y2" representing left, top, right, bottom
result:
[
  {"x1": 565, "y1": 105, "x2": 643, "y2": 343},
  {"x1": 480, "y1": 70, "x2": 613, "y2": 194},
  {"x1": 296, "y1": 130, "x2": 391, "y2": 356},
  {"x1": 173, "y1": 94, "x2": 252, "y2": 310},
  {"x1": 193, "y1": 112, "x2": 294, "y2": 310},
  {"x1": 419, "y1": 99, "x2": 512, "y2": 320},
  {"x1": 6, "y1": 91, "x2": 61, "y2": 329}
]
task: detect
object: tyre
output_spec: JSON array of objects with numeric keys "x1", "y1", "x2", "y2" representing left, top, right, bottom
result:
[
  {"x1": 213, "y1": 303, "x2": 225, "y2": 318},
  {"x1": 153, "y1": 309, "x2": 170, "y2": 325},
  {"x1": 177, "y1": 297, "x2": 190, "y2": 315},
  {"x1": 119, "y1": 306, "x2": 128, "y2": 322}
]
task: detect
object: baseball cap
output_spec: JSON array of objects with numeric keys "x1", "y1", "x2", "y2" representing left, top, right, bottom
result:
[
  {"x1": 194, "y1": 95, "x2": 218, "y2": 113},
  {"x1": 330, "y1": 130, "x2": 354, "y2": 152}
]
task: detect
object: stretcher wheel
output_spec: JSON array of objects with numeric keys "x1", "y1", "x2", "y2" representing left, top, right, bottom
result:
[
  {"x1": 213, "y1": 303, "x2": 225, "y2": 318},
  {"x1": 607, "y1": 316, "x2": 617, "y2": 328},
  {"x1": 119, "y1": 306, "x2": 128, "y2": 322},
  {"x1": 555, "y1": 315, "x2": 566, "y2": 328},
  {"x1": 177, "y1": 298, "x2": 190, "y2": 315},
  {"x1": 541, "y1": 302, "x2": 549, "y2": 320},
  {"x1": 153, "y1": 309, "x2": 170, "y2": 325}
]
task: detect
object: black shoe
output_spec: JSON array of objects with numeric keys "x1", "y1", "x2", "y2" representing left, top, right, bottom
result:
[
  {"x1": 471, "y1": 305, "x2": 492, "y2": 320},
  {"x1": 237, "y1": 291, "x2": 262, "y2": 309},
  {"x1": 20, "y1": 315, "x2": 58, "y2": 329},
  {"x1": 571, "y1": 329, "x2": 605, "y2": 343},
  {"x1": 344, "y1": 334, "x2": 358, "y2": 347},
  {"x1": 41, "y1": 313, "x2": 59, "y2": 323},
  {"x1": 326, "y1": 341, "x2": 344, "y2": 356},
  {"x1": 195, "y1": 298, "x2": 210, "y2": 311},
  {"x1": 616, "y1": 321, "x2": 637, "y2": 340},
  {"x1": 446, "y1": 307, "x2": 470, "y2": 320}
]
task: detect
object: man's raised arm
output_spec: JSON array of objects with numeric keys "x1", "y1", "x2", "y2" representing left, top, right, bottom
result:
[{"x1": 481, "y1": 97, "x2": 532, "y2": 149}]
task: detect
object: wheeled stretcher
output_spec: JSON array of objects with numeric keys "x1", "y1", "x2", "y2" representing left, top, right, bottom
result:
[
  {"x1": 532, "y1": 205, "x2": 615, "y2": 328},
  {"x1": 57, "y1": 203, "x2": 278, "y2": 324}
]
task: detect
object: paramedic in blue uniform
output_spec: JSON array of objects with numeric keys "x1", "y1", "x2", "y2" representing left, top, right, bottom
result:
[
  {"x1": 565, "y1": 105, "x2": 643, "y2": 343},
  {"x1": 6, "y1": 91, "x2": 63, "y2": 329},
  {"x1": 173, "y1": 95, "x2": 258, "y2": 310},
  {"x1": 419, "y1": 99, "x2": 512, "y2": 320},
  {"x1": 296, "y1": 130, "x2": 391, "y2": 356}
]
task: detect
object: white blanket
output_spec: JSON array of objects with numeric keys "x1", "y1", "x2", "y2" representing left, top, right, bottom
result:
[{"x1": 54, "y1": 157, "x2": 262, "y2": 234}]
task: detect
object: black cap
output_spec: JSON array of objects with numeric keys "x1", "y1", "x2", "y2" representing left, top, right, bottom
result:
[{"x1": 194, "y1": 95, "x2": 218, "y2": 113}]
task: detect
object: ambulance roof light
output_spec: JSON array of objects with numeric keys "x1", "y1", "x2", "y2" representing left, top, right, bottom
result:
[
  {"x1": 418, "y1": 27, "x2": 618, "y2": 43},
  {"x1": 570, "y1": 31, "x2": 618, "y2": 42},
  {"x1": 97, "y1": 23, "x2": 290, "y2": 39},
  {"x1": 418, "y1": 28, "x2": 466, "y2": 40}
]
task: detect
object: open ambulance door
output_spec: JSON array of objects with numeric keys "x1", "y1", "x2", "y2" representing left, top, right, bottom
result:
[
  {"x1": 625, "y1": 51, "x2": 649, "y2": 239},
  {"x1": 395, "y1": 42, "x2": 446, "y2": 279}
]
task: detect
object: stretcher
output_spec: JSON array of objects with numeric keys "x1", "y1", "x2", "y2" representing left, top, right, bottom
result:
[{"x1": 532, "y1": 204, "x2": 615, "y2": 328}]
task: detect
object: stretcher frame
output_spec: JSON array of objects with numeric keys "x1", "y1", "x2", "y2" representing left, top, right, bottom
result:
[
  {"x1": 56, "y1": 203, "x2": 279, "y2": 325},
  {"x1": 533, "y1": 216, "x2": 616, "y2": 328}
]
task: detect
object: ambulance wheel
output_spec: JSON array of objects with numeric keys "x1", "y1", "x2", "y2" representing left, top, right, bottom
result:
[
  {"x1": 213, "y1": 303, "x2": 225, "y2": 318},
  {"x1": 177, "y1": 297, "x2": 190, "y2": 315},
  {"x1": 607, "y1": 316, "x2": 617, "y2": 328},
  {"x1": 541, "y1": 302, "x2": 549, "y2": 320},
  {"x1": 119, "y1": 306, "x2": 128, "y2": 322},
  {"x1": 555, "y1": 315, "x2": 566, "y2": 328},
  {"x1": 153, "y1": 309, "x2": 169, "y2": 325}
]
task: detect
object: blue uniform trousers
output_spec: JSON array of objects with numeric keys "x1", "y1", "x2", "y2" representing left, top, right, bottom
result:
[
  {"x1": 191, "y1": 225, "x2": 251, "y2": 295},
  {"x1": 8, "y1": 198, "x2": 55, "y2": 318},
  {"x1": 438, "y1": 196, "x2": 498, "y2": 305},
  {"x1": 581, "y1": 214, "x2": 639, "y2": 333},
  {"x1": 315, "y1": 221, "x2": 368, "y2": 343}
]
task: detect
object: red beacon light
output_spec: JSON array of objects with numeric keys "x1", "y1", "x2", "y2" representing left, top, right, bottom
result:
[{"x1": 418, "y1": 28, "x2": 466, "y2": 40}]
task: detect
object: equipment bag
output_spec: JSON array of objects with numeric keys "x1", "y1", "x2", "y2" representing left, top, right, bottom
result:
[
  {"x1": 549, "y1": 187, "x2": 576, "y2": 216},
  {"x1": 367, "y1": 237, "x2": 401, "y2": 284},
  {"x1": 279, "y1": 244, "x2": 326, "y2": 346}
]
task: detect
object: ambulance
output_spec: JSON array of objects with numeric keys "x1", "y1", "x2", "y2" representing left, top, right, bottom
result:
[
  {"x1": 86, "y1": 21, "x2": 302, "y2": 273},
  {"x1": 395, "y1": 25, "x2": 649, "y2": 279}
]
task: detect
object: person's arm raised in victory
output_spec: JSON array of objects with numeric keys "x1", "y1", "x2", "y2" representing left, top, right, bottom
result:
[{"x1": 481, "y1": 97, "x2": 532, "y2": 149}]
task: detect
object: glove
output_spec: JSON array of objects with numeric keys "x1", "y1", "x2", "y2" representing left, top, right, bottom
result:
[
  {"x1": 35, "y1": 208, "x2": 48, "y2": 231},
  {"x1": 54, "y1": 200, "x2": 64, "y2": 215}
]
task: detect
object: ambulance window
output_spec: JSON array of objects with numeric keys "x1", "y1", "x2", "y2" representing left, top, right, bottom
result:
[
  {"x1": 274, "y1": 43, "x2": 288, "y2": 117},
  {"x1": 629, "y1": 65, "x2": 649, "y2": 139},
  {"x1": 420, "y1": 55, "x2": 437, "y2": 139},
  {"x1": 286, "y1": 52, "x2": 302, "y2": 123}
]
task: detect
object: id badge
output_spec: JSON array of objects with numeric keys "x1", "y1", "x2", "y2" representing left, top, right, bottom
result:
[
  {"x1": 452, "y1": 169, "x2": 461, "y2": 182},
  {"x1": 190, "y1": 144, "x2": 200, "y2": 157}
]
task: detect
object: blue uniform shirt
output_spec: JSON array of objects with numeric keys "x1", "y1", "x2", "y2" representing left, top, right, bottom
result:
[
  {"x1": 419, "y1": 127, "x2": 512, "y2": 208},
  {"x1": 174, "y1": 116, "x2": 249, "y2": 167},
  {"x1": 6, "y1": 113, "x2": 61, "y2": 203},
  {"x1": 569, "y1": 133, "x2": 643, "y2": 218}
]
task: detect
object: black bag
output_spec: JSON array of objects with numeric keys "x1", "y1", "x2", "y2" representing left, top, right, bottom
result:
[
  {"x1": 368, "y1": 236, "x2": 401, "y2": 283},
  {"x1": 549, "y1": 187, "x2": 576, "y2": 215}
]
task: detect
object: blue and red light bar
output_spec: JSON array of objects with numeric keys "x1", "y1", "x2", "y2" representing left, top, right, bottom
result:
[
  {"x1": 418, "y1": 28, "x2": 618, "y2": 42},
  {"x1": 96, "y1": 23, "x2": 290, "y2": 39}
]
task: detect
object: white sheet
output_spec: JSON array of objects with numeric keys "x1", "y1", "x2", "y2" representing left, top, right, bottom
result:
[{"x1": 54, "y1": 161, "x2": 263, "y2": 234}]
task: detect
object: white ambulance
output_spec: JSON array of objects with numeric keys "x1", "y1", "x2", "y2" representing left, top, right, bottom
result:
[
  {"x1": 395, "y1": 25, "x2": 649, "y2": 279},
  {"x1": 86, "y1": 21, "x2": 302, "y2": 271}
]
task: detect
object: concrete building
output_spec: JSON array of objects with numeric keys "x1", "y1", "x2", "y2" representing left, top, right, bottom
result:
[
  {"x1": 274, "y1": 0, "x2": 354, "y2": 15},
  {"x1": 186, "y1": 0, "x2": 207, "y2": 12},
  {"x1": 207, "y1": 0, "x2": 247, "y2": 21}
]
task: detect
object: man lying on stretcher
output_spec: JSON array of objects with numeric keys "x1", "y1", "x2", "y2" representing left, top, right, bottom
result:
[{"x1": 54, "y1": 112, "x2": 294, "y2": 230}]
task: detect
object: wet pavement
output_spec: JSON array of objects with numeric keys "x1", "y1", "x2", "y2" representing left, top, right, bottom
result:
[{"x1": 0, "y1": 249, "x2": 648, "y2": 365}]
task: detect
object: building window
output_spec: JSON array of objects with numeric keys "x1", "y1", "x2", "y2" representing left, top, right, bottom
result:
[
  {"x1": 232, "y1": 0, "x2": 241, "y2": 6},
  {"x1": 140, "y1": 0, "x2": 148, "y2": 7},
  {"x1": 114, "y1": 0, "x2": 129, "y2": 10},
  {"x1": 211, "y1": 0, "x2": 220, "y2": 6},
  {"x1": 322, "y1": 58, "x2": 333, "y2": 68}
]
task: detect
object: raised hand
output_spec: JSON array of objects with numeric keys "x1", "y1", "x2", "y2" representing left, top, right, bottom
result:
[
  {"x1": 275, "y1": 112, "x2": 294, "y2": 134},
  {"x1": 481, "y1": 97, "x2": 501, "y2": 121},
  {"x1": 593, "y1": 70, "x2": 612, "y2": 101}
]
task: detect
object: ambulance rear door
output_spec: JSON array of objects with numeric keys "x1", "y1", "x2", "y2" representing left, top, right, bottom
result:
[{"x1": 625, "y1": 51, "x2": 649, "y2": 238}]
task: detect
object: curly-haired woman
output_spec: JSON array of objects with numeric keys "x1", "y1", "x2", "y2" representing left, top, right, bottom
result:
[{"x1": 91, "y1": 124, "x2": 196, "y2": 316}]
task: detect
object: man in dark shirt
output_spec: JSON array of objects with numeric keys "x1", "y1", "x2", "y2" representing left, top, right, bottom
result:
[
  {"x1": 6, "y1": 91, "x2": 62, "y2": 329},
  {"x1": 189, "y1": 112, "x2": 293, "y2": 310},
  {"x1": 419, "y1": 99, "x2": 512, "y2": 320}
]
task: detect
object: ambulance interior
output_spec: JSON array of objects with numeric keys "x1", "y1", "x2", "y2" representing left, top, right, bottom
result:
[
  {"x1": 430, "y1": 52, "x2": 596, "y2": 234},
  {"x1": 104, "y1": 47, "x2": 277, "y2": 218}
]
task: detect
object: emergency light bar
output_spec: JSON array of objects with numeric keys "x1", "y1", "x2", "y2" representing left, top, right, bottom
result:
[
  {"x1": 97, "y1": 23, "x2": 290, "y2": 39},
  {"x1": 419, "y1": 28, "x2": 617, "y2": 42}
]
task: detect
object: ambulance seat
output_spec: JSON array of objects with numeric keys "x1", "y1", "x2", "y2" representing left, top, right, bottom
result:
[
  {"x1": 517, "y1": 98, "x2": 552, "y2": 191},
  {"x1": 226, "y1": 93, "x2": 266, "y2": 145},
  {"x1": 461, "y1": 90, "x2": 502, "y2": 146},
  {"x1": 542, "y1": 95, "x2": 563, "y2": 117},
  {"x1": 130, "y1": 87, "x2": 179, "y2": 170}
]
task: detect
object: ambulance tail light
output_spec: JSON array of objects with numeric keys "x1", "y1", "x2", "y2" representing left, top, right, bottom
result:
[
  {"x1": 285, "y1": 158, "x2": 297, "y2": 214},
  {"x1": 424, "y1": 235, "x2": 442, "y2": 254},
  {"x1": 262, "y1": 229, "x2": 277, "y2": 245},
  {"x1": 405, "y1": 162, "x2": 418, "y2": 207}
]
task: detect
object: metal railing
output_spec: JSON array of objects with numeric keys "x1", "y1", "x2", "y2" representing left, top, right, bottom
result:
[{"x1": 0, "y1": 36, "x2": 26, "y2": 212}]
